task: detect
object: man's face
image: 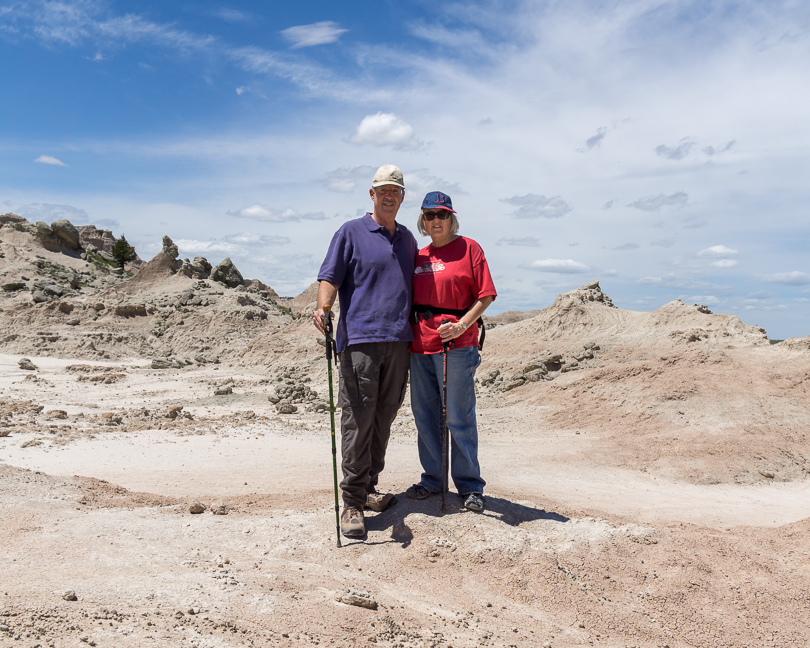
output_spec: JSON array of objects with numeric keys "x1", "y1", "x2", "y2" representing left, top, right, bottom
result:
[{"x1": 370, "y1": 185, "x2": 405, "y2": 218}]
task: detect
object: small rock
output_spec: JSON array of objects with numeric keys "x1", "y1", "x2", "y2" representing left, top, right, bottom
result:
[
  {"x1": 211, "y1": 502, "x2": 228, "y2": 515},
  {"x1": 62, "y1": 590, "x2": 77, "y2": 601},
  {"x1": 214, "y1": 384, "x2": 233, "y2": 396},
  {"x1": 759, "y1": 469, "x2": 775, "y2": 479},
  {"x1": 189, "y1": 501, "x2": 206, "y2": 514},
  {"x1": 18, "y1": 358, "x2": 37, "y2": 371},
  {"x1": 338, "y1": 588, "x2": 377, "y2": 610},
  {"x1": 275, "y1": 402, "x2": 297, "y2": 414}
]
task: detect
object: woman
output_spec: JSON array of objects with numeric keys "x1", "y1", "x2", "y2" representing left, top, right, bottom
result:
[{"x1": 406, "y1": 191, "x2": 496, "y2": 512}]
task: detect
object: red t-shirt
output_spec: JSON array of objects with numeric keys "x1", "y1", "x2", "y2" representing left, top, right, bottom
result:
[{"x1": 411, "y1": 236, "x2": 497, "y2": 354}]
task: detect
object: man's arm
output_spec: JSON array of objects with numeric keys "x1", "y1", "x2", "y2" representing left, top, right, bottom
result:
[{"x1": 313, "y1": 280, "x2": 339, "y2": 334}]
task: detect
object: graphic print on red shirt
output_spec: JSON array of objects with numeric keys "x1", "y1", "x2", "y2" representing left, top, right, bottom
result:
[{"x1": 411, "y1": 237, "x2": 497, "y2": 354}]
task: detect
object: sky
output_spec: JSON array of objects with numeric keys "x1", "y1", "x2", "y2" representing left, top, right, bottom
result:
[{"x1": 1, "y1": 0, "x2": 809, "y2": 340}]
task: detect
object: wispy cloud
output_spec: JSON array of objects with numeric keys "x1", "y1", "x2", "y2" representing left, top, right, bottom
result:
[
  {"x1": 655, "y1": 138, "x2": 694, "y2": 161},
  {"x1": 349, "y1": 113, "x2": 425, "y2": 151},
  {"x1": 324, "y1": 166, "x2": 376, "y2": 193},
  {"x1": 650, "y1": 237, "x2": 676, "y2": 248},
  {"x1": 34, "y1": 155, "x2": 67, "y2": 166},
  {"x1": 698, "y1": 245, "x2": 738, "y2": 258},
  {"x1": 582, "y1": 127, "x2": 607, "y2": 151},
  {"x1": 611, "y1": 243, "x2": 640, "y2": 251},
  {"x1": 497, "y1": 237, "x2": 542, "y2": 247},
  {"x1": 760, "y1": 271, "x2": 810, "y2": 285},
  {"x1": 530, "y1": 259, "x2": 590, "y2": 273},
  {"x1": 281, "y1": 21, "x2": 347, "y2": 49},
  {"x1": 628, "y1": 192, "x2": 689, "y2": 211},
  {"x1": 703, "y1": 140, "x2": 736, "y2": 156},
  {"x1": 711, "y1": 259, "x2": 738, "y2": 268},
  {"x1": 228, "y1": 205, "x2": 328, "y2": 222},
  {"x1": 502, "y1": 194, "x2": 572, "y2": 219},
  {"x1": 14, "y1": 202, "x2": 92, "y2": 224}
]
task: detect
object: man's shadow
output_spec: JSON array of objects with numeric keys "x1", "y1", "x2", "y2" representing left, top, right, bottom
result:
[{"x1": 360, "y1": 492, "x2": 569, "y2": 547}]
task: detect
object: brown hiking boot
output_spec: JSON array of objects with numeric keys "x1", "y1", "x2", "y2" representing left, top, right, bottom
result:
[
  {"x1": 366, "y1": 492, "x2": 395, "y2": 512},
  {"x1": 340, "y1": 507, "x2": 365, "y2": 538}
]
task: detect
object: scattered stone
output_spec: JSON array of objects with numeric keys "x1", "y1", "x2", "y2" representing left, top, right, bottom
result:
[
  {"x1": 62, "y1": 590, "x2": 77, "y2": 601},
  {"x1": 338, "y1": 588, "x2": 377, "y2": 610},
  {"x1": 115, "y1": 303, "x2": 147, "y2": 317},
  {"x1": 759, "y1": 469, "x2": 775, "y2": 479},
  {"x1": 214, "y1": 384, "x2": 233, "y2": 396},
  {"x1": 1, "y1": 281, "x2": 26, "y2": 291},
  {"x1": 275, "y1": 402, "x2": 297, "y2": 414},
  {"x1": 18, "y1": 358, "x2": 37, "y2": 371},
  {"x1": 211, "y1": 502, "x2": 228, "y2": 515},
  {"x1": 189, "y1": 501, "x2": 206, "y2": 514},
  {"x1": 167, "y1": 406, "x2": 184, "y2": 419},
  {"x1": 67, "y1": 317, "x2": 80, "y2": 326}
]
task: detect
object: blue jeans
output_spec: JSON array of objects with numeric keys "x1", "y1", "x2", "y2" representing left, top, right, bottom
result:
[{"x1": 409, "y1": 346, "x2": 485, "y2": 496}]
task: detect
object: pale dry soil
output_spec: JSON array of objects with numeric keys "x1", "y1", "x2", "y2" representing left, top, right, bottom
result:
[{"x1": 1, "y1": 353, "x2": 809, "y2": 648}]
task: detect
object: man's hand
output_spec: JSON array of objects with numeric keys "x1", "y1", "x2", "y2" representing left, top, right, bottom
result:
[{"x1": 313, "y1": 280, "x2": 339, "y2": 335}]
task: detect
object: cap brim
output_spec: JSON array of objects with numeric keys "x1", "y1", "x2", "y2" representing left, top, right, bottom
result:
[
  {"x1": 422, "y1": 205, "x2": 456, "y2": 213},
  {"x1": 372, "y1": 181, "x2": 405, "y2": 188}
]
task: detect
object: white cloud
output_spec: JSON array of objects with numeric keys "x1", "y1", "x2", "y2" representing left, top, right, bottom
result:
[
  {"x1": 530, "y1": 259, "x2": 590, "y2": 273},
  {"x1": 235, "y1": 86, "x2": 246, "y2": 95},
  {"x1": 502, "y1": 194, "x2": 572, "y2": 219},
  {"x1": 281, "y1": 21, "x2": 347, "y2": 49},
  {"x1": 760, "y1": 271, "x2": 810, "y2": 285},
  {"x1": 650, "y1": 238, "x2": 676, "y2": 248},
  {"x1": 711, "y1": 259, "x2": 738, "y2": 268},
  {"x1": 628, "y1": 192, "x2": 689, "y2": 211},
  {"x1": 497, "y1": 237, "x2": 542, "y2": 247},
  {"x1": 348, "y1": 113, "x2": 424, "y2": 151},
  {"x1": 324, "y1": 166, "x2": 376, "y2": 193},
  {"x1": 223, "y1": 232, "x2": 290, "y2": 246},
  {"x1": 747, "y1": 291, "x2": 778, "y2": 300},
  {"x1": 698, "y1": 245, "x2": 738, "y2": 258},
  {"x1": 34, "y1": 155, "x2": 67, "y2": 166},
  {"x1": 228, "y1": 204, "x2": 327, "y2": 222},
  {"x1": 14, "y1": 202, "x2": 91, "y2": 224}
]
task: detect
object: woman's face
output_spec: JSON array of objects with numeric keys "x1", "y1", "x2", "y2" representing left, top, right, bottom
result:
[{"x1": 424, "y1": 209, "x2": 453, "y2": 245}]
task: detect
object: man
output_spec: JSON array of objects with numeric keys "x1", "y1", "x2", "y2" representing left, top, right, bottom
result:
[{"x1": 313, "y1": 164, "x2": 417, "y2": 538}]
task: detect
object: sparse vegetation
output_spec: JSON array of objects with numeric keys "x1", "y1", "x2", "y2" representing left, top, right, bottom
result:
[{"x1": 111, "y1": 234, "x2": 137, "y2": 269}]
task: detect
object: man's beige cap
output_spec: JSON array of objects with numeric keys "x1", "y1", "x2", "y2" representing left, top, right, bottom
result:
[{"x1": 371, "y1": 164, "x2": 405, "y2": 189}]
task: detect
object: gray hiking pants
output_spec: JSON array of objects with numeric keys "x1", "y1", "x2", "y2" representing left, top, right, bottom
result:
[{"x1": 337, "y1": 341, "x2": 409, "y2": 509}]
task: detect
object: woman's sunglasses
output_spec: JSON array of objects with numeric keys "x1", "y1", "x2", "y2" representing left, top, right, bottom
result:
[{"x1": 423, "y1": 210, "x2": 451, "y2": 221}]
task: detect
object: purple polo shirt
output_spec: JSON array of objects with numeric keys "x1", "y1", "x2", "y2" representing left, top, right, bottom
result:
[{"x1": 318, "y1": 213, "x2": 417, "y2": 352}]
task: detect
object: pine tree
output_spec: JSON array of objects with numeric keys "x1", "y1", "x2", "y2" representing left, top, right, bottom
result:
[{"x1": 111, "y1": 235, "x2": 137, "y2": 269}]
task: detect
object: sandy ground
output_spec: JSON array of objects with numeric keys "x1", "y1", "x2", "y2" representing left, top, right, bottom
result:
[
  {"x1": 2, "y1": 348, "x2": 809, "y2": 648},
  {"x1": 1, "y1": 226, "x2": 809, "y2": 647}
]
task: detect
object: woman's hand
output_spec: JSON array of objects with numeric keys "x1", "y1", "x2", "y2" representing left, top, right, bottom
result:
[{"x1": 437, "y1": 320, "x2": 466, "y2": 343}]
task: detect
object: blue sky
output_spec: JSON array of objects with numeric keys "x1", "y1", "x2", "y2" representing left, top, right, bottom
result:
[{"x1": 2, "y1": 0, "x2": 809, "y2": 339}]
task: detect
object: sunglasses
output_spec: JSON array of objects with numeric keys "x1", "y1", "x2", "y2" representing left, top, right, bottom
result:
[{"x1": 423, "y1": 210, "x2": 451, "y2": 221}]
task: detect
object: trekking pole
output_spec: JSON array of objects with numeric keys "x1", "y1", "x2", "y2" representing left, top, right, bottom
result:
[
  {"x1": 323, "y1": 305, "x2": 342, "y2": 548},
  {"x1": 440, "y1": 318, "x2": 454, "y2": 514}
]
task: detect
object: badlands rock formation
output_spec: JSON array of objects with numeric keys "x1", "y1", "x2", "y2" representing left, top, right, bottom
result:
[{"x1": 1, "y1": 214, "x2": 809, "y2": 648}]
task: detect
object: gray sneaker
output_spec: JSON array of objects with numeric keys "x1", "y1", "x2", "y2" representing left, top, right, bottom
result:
[
  {"x1": 340, "y1": 507, "x2": 365, "y2": 538},
  {"x1": 366, "y1": 492, "x2": 395, "y2": 512}
]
